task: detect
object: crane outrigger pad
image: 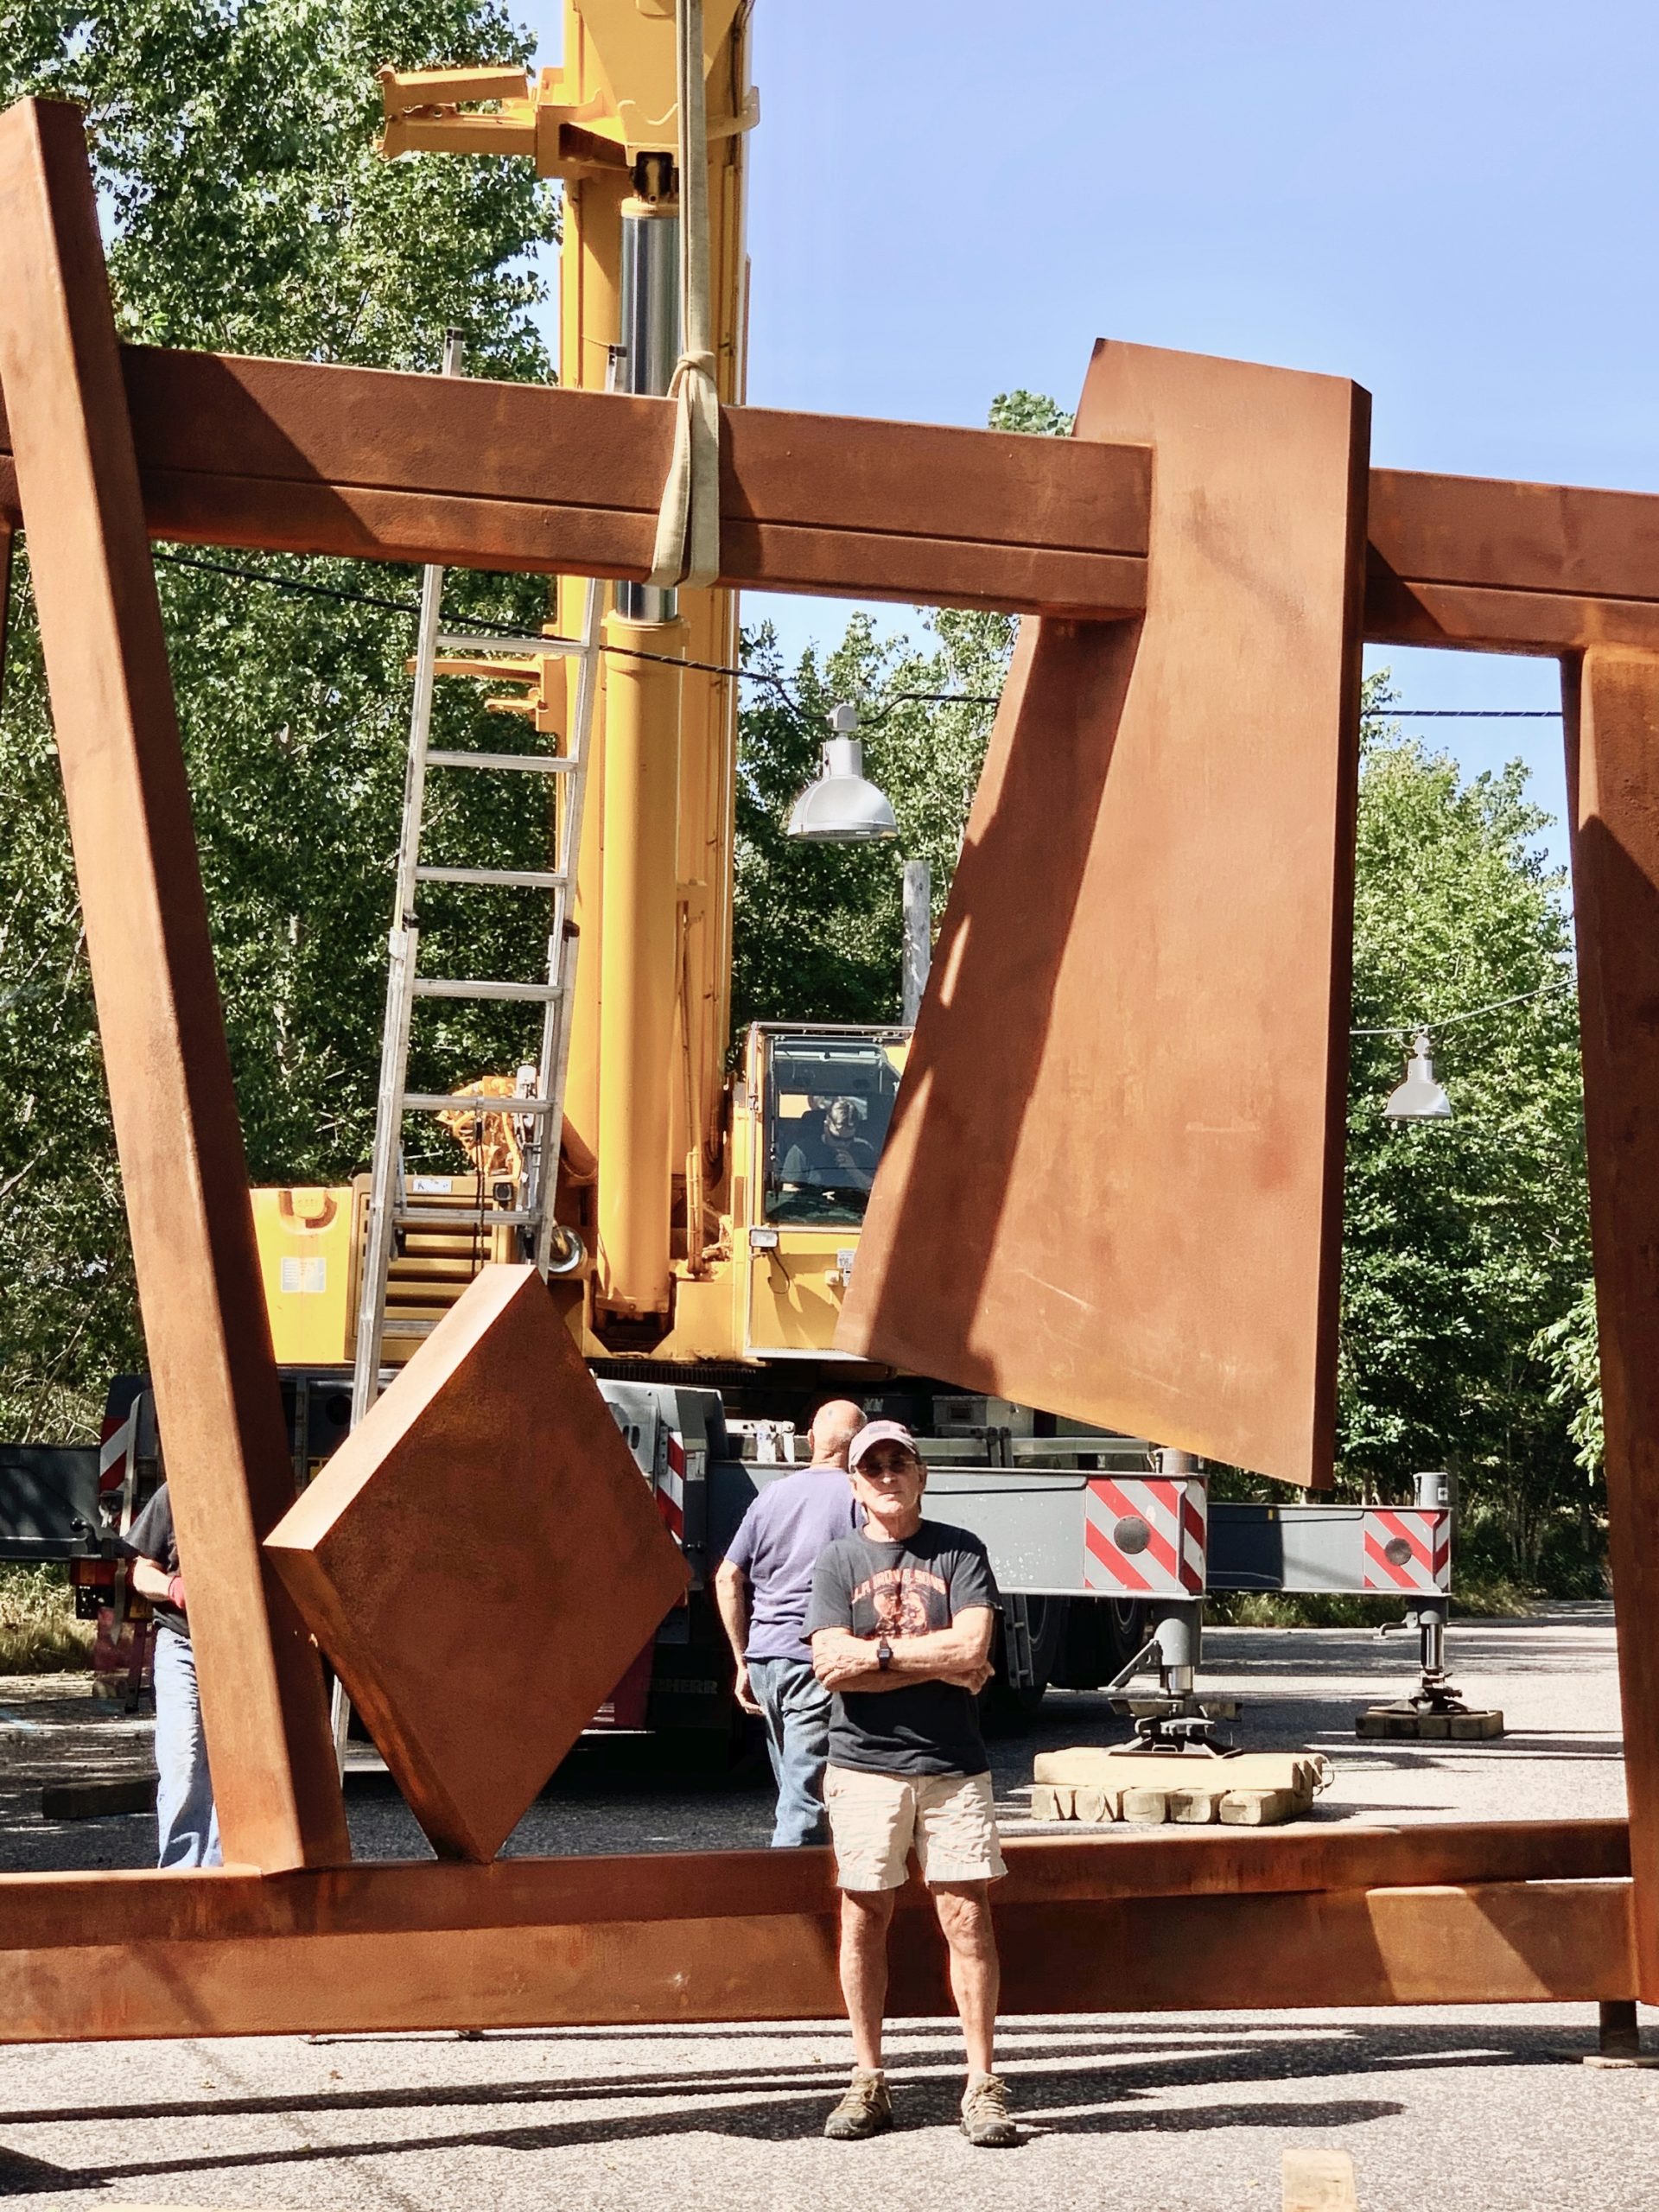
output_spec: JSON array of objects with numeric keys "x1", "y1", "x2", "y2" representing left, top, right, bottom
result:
[{"x1": 840, "y1": 340, "x2": 1368, "y2": 1491}]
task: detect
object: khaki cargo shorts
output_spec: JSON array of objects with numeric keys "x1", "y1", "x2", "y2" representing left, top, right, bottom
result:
[{"x1": 823, "y1": 1764, "x2": 1007, "y2": 1891}]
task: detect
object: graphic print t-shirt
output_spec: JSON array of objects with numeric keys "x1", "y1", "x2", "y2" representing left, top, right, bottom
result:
[
  {"x1": 804, "y1": 1522, "x2": 999, "y2": 1777},
  {"x1": 124, "y1": 1483, "x2": 188, "y2": 1641}
]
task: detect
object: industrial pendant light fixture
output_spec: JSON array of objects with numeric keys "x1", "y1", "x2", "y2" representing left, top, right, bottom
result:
[
  {"x1": 1383, "y1": 1029, "x2": 1453, "y2": 1121},
  {"x1": 786, "y1": 702, "x2": 898, "y2": 843}
]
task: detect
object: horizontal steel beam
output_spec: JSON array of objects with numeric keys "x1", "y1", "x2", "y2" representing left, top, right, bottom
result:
[
  {"x1": 0, "y1": 1865, "x2": 1632, "y2": 2041},
  {"x1": 3, "y1": 346, "x2": 1652, "y2": 653},
  {"x1": 1366, "y1": 467, "x2": 1659, "y2": 654},
  {"x1": 0, "y1": 346, "x2": 1152, "y2": 622},
  {"x1": 0, "y1": 1817, "x2": 1628, "y2": 1948}
]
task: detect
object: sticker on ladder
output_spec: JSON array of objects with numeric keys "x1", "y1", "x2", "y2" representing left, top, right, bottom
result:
[{"x1": 1083, "y1": 1477, "x2": 1206, "y2": 1595}]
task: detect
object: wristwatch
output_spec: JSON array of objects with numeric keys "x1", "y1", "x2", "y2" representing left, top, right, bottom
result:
[{"x1": 876, "y1": 1638, "x2": 893, "y2": 1671}]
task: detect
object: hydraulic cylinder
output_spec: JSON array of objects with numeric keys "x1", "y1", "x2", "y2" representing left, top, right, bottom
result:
[{"x1": 596, "y1": 611, "x2": 686, "y2": 1320}]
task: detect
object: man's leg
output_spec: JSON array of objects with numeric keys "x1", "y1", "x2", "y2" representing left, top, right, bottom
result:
[
  {"x1": 917, "y1": 1775, "x2": 1016, "y2": 2146},
  {"x1": 839, "y1": 1888, "x2": 895, "y2": 2071},
  {"x1": 822, "y1": 1768, "x2": 912, "y2": 2139},
  {"x1": 747, "y1": 1657, "x2": 790, "y2": 1808},
  {"x1": 152, "y1": 1631, "x2": 220, "y2": 1869},
  {"x1": 772, "y1": 1659, "x2": 832, "y2": 1847},
  {"x1": 931, "y1": 1882, "x2": 1000, "y2": 2075}
]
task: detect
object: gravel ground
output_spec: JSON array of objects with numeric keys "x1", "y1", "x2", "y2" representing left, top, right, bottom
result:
[{"x1": 0, "y1": 1603, "x2": 1646, "y2": 2209}]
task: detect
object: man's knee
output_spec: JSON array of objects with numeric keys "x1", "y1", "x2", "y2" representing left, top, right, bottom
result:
[
  {"x1": 931, "y1": 1880, "x2": 997, "y2": 1952},
  {"x1": 841, "y1": 1888, "x2": 897, "y2": 1941}
]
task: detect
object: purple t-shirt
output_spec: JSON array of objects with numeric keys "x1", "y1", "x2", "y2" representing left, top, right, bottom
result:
[{"x1": 723, "y1": 1467, "x2": 858, "y2": 1661}]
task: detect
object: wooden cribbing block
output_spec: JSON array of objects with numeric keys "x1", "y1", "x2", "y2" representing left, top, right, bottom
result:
[
  {"x1": 1168, "y1": 1788, "x2": 1220, "y2": 1825},
  {"x1": 1030, "y1": 1783, "x2": 1120, "y2": 1823},
  {"x1": 1356, "y1": 1707, "x2": 1503, "y2": 1740},
  {"x1": 1221, "y1": 1789, "x2": 1304, "y2": 1827},
  {"x1": 1030, "y1": 1747, "x2": 1331, "y2": 1827},
  {"x1": 1283, "y1": 2146, "x2": 1358, "y2": 2210},
  {"x1": 1122, "y1": 1789, "x2": 1173, "y2": 1826},
  {"x1": 1034, "y1": 1748, "x2": 1332, "y2": 1795},
  {"x1": 40, "y1": 1776, "x2": 156, "y2": 1821}
]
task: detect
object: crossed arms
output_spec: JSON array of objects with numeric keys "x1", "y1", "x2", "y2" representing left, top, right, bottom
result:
[{"x1": 810, "y1": 1607, "x2": 996, "y2": 1696}]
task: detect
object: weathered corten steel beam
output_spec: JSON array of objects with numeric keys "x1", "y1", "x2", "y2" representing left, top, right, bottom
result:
[
  {"x1": 0, "y1": 1817, "x2": 1627, "y2": 1948},
  {"x1": 0, "y1": 98, "x2": 347, "y2": 1874},
  {"x1": 10, "y1": 363, "x2": 1659, "y2": 647},
  {"x1": 1367, "y1": 469, "x2": 1659, "y2": 653},
  {"x1": 0, "y1": 346, "x2": 1154, "y2": 621},
  {"x1": 1567, "y1": 647, "x2": 1659, "y2": 2005},
  {"x1": 0, "y1": 1868, "x2": 1633, "y2": 2041}
]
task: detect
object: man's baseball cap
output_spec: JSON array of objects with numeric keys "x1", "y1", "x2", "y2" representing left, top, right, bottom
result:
[{"x1": 849, "y1": 1419, "x2": 921, "y2": 1471}]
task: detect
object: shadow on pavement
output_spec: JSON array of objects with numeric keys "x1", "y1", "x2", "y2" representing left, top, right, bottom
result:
[{"x1": 0, "y1": 2018, "x2": 1599, "y2": 2187}]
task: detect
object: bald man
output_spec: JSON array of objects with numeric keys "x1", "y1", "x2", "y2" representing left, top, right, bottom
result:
[{"x1": 715, "y1": 1400, "x2": 863, "y2": 1846}]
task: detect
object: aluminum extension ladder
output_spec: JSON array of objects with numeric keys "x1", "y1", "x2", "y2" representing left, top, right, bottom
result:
[{"x1": 347, "y1": 329, "x2": 604, "y2": 1433}]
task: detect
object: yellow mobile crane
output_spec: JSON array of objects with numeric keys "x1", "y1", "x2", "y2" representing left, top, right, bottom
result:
[{"x1": 257, "y1": 2, "x2": 912, "y2": 1408}]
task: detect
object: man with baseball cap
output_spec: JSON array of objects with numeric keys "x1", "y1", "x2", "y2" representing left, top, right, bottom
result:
[{"x1": 805, "y1": 1419, "x2": 1017, "y2": 2149}]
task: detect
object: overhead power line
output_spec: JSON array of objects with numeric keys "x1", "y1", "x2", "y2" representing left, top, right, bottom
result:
[
  {"x1": 142, "y1": 551, "x2": 1567, "y2": 730},
  {"x1": 1352, "y1": 976, "x2": 1574, "y2": 1040}
]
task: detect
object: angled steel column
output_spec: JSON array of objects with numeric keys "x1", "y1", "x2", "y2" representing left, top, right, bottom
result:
[{"x1": 0, "y1": 99, "x2": 347, "y2": 1872}]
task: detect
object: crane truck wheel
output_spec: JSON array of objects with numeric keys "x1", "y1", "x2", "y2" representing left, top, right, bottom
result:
[{"x1": 982, "y1": 1595, "x2": 1070, "y2": 1732}]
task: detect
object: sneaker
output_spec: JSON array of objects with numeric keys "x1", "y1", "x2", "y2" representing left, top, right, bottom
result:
[
  {"x1": 960, "y1": 2072, "x2": 1019, "y2": 2147},
  {"x1": 823, "y1": 2069, "x2": 894, "y2": 2139}
]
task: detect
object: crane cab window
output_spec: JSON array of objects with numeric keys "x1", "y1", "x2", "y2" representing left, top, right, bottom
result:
[{"x1": 764, "y1": 1033, "x2": 902, "y2": 1226}]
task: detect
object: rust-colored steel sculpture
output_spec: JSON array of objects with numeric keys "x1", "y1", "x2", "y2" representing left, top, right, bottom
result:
[
  {"x1": 0, "y1": 99, "x2": 346, "y2": 1875},
  {"x1": 0, "y1": 348, "x2": 1153, "y2": 620},
  {"x1": 3, "y1": 92, "x2": 1659, "y2": 2031},
  {"x1": 1566, "y1": 646, "x2": 1659, "y2": 2000},
  {"x1": 0, "y1": 1822, "x2": 1633, "y2": 2041},
  {"x1": 839, "y1": 340, "x2": 1368, "y2": 1487},
  {"x1": 266, "y1": 1265, "x2": 690, "y2": 1862}
]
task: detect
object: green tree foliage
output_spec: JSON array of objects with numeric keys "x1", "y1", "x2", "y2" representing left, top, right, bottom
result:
[
  {"x1": 731, "y1": 389, "x2": 1052, "y2": 1029},
  {"x1": 1339, "y1": 684, "x2": 1592, "y2": 1580},
  {"x1": 0, "y1": 0, "x2": 555, "y2": 1440},
  {"x1": 732, "y1": 608, "x2": 1007, "y2": 1029},
  {"x1": 1534, "y1": 1278, "x2": 1602, "y2": 1476}
]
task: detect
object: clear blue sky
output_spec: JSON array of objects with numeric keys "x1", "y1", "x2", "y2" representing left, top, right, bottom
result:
[{"x1": 513, "y1": 2, "x2": 1659, "y2": 872}]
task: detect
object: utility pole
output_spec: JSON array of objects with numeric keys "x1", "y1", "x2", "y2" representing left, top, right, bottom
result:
[{"x1": 902, "y1": 857, "x2": 931, "y2": 1026}]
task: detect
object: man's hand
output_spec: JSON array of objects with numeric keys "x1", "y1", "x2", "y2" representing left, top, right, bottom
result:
[
  {"x1": 733, "y1": 1661, "x2": 762, "y2": 1718},
  {"x1": 166, "y1": 1573, "x2": 187, "y2": 1613},
  {"x1": 812, "y1": 1630, "x2": 876, "y2": 1690},
  {"x1": 811, "y1": 1624, "x2": 995, "y2": 1697}
]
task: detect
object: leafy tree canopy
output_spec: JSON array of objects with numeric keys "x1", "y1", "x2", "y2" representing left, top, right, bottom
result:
[
  {"x1": 0, "y1": 0, "x2": 555, "y2": 1440},
  {"x1": 1339, "y1": 686, "x2": 1590, "y2": 1579}
]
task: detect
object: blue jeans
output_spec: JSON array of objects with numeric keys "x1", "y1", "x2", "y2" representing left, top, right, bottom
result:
[
  {"x1": 153, "y1": 1629, "x2": 221, "y2": 1868},
  {"x1": 747, "y1": 1655, "x2": 832, "y2": 1847}
]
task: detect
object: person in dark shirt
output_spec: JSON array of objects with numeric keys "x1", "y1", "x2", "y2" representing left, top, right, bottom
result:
[
  {"x1": 125, "y1": 1481, "x2": 220, "y2": 1868},
  {"x1": 805, "y1": 1421, "x2": 1016, "y2": 2149}
]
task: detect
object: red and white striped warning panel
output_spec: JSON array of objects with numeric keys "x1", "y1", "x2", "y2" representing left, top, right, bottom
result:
[
  {"x1": 657, "y1": 1431, "x2": 687, "y2": 1543},
  {"x1": 1083, "y1": 1477, "x2": 1207, "y2": 1596},
  {"x1": 1362, "y1": 1508, "x2": 1452, "y2": 1593}
]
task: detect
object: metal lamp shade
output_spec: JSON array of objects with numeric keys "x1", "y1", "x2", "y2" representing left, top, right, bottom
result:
[
  {"x1": 786, "y1": 733, "x2": 898, "y2": 843},
  {"x1": 1383, "y1": 1030, "x2": 1452, "y2": 1121}
]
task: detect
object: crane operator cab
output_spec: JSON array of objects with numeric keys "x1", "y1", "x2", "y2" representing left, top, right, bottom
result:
[{"x1": 741, "y1": 1023, "x2": 908, "y2": 1357}]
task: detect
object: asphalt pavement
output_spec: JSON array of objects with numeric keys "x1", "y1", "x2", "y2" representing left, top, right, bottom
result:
[{"x1": 0, "y1": 1604, "x2": 1648, "y2": 2209}]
